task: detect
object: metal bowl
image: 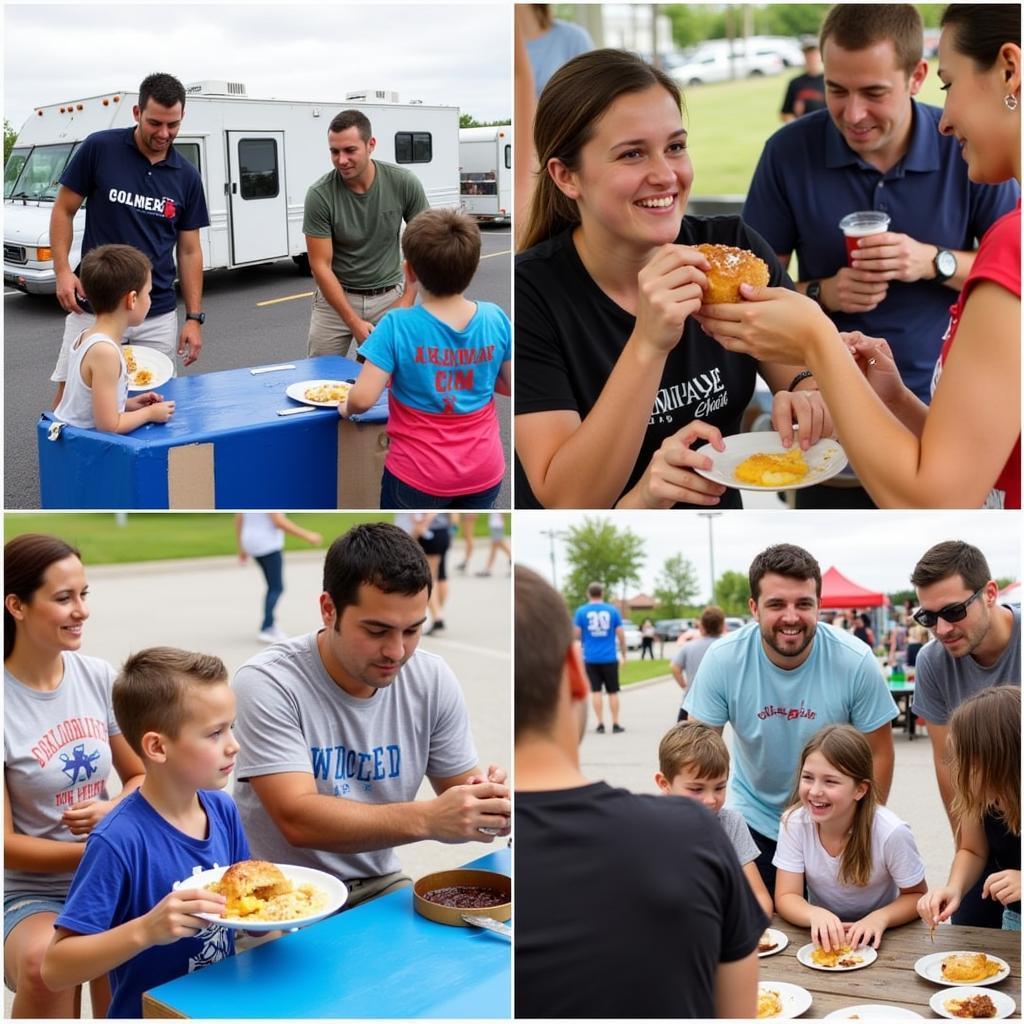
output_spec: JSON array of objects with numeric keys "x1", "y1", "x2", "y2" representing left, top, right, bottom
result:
[{"x1": 412, "y1": 868, "x2": 511, "y2": 927}]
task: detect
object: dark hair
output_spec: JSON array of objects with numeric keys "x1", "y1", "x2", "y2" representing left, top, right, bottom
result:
[
  {"x1": 515, "y1": 566, "x2": 574, "y2": 737},
  {"x1": 586, "y1": 581, "x2": 603, "y2": 598},
  {"x1": 79, "y1": 243, "x2": 151, "y2": 314},
  {"x1": 138, "y1": 72, "x2": 186, "y2": 113},
  {"x1": 323, "y1": 523, "x2": 432, "y2": 618},
  {"x1": 329, "y1": 109, "x2": 372, "y2": 141},
  {"x1": 910, "y1": 540, "x2": 991, "y2": 592},
  {"x1": 4, "y1": 534, "x2": 82, "y2": 659},
  {"x1": 113, "y1": 647, "x2": 228, "y2": 756},
  {"x1": 520, "y1": 49, "x2": 683, "y2": 250},
  {"x1": 700, "y1": 605, "x2": 725, "y2": 636},
  {"x1": 941, "y1": 5, "x2": 1021, "y2": 68},
  {"x1": 749, "y1": 544, "x2": 822, "y2": 601},
  {"x1": 820, "y1": 4, "x2": 924, "y2": 76},
  {"x1": 532, "y1": 4, "x2": 553, "y2": 31},
  {"x1": 401, "y1": 208, "x2": 481, "y2": 296}
]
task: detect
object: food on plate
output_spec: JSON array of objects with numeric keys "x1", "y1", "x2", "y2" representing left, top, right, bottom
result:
[
  {"x1": 123, "y1": 346, "x2": 137, "y2": 373},
  {"x1": 304, "y1": 382, "x2": 352, "y2": 404},
  {"x1": 810, "y1": 944, "x2": 863, "y2": 969},
  {"x1": 943, "y1": 993, "x2": 998, "y2": 1018},
  {"x1": 421, "y1": 885, "x2": 507, "y2": 909},
  {"x1": 758, "y1": 930, "x2": 780, "y2": 953},
  {"x1": 735, "y1": 448, "x2": 810, "y2": 487},
  {"x1": 695, "y1": 243, "x2": 770, "y2": 304},
  {"x1": 130, "y1": 368, "x2": 154, "y2": 387},
  {"x1": 207, "y1": 859, "x2": 328, "y2": 921},
  {"x1": 757, "y1": 988, "x2": 784, "y2": 1019},
  {"x1": 941, "y1": 953, "x2": 1003, "y2": 983}
]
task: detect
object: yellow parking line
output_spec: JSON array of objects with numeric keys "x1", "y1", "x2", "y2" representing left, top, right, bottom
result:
[{"x1": 256, "y1": 291, "x2": 314, "y2": 307}]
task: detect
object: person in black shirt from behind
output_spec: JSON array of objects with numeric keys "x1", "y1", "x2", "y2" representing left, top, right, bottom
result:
[
  {"x1": 514, "y1": 566, "x2": 766, "y2": 1019},
  {"x1": 780, "y1": 39, "x2": 827, "y2": 122},
  {"x1": 515, "y1": 49, "x2": 836, "y2": 509}
]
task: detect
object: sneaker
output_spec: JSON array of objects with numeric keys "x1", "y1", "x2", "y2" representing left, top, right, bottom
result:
[
  {"x1": 425, "y1": 619, "x2": 446, "y2": 635},
  {"x1": 612, "y1": 724, "x2": 625, "y2": 734},
  {"x1": 258, "y1": 625, "x2": 288, "y2": 643},
  {"x1": 456, "y1": 562, "x2": 468, "y2": 573},
  {"x1": 475, "y1": 570, "x2": 492, "y2": 577},
  {"x1": 595, "y1": 723, "x2": 606, "y2": 734}
]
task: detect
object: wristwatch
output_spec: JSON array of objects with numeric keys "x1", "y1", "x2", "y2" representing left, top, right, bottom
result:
[
  {"x1": 185, "y1": 311, "x2": 206, "y2": 325},
  {"x1": 933, "y1": 248, "x2": 957, "y2": 284},
  {"x1": 806, "y1": 280, "x2": 827, "y2": 311}
]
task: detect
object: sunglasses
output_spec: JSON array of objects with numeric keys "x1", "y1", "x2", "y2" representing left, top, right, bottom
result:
[{"x1": 912, "y1": 585, "x2": 985, "y2": 628}]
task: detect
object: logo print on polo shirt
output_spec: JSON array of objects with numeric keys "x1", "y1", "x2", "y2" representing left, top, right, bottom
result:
[
  {"x1": 163, "y1": 198, "x2": 176, "y2": 219},
  {"x1": 106, "y1": 188, "x2": 179, "y2": 220}
]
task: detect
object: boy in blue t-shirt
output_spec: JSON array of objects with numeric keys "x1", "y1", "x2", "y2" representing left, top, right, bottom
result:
[
  {"x1": 42, "y1": 648, "x2": 251, "y2": 1018},
  {"x1": 341, "y1": 208, "x2": 511, "y2": 509}
]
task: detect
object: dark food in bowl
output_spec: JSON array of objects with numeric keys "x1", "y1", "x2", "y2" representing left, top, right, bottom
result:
[{"x1": 422, "y1": 885, "x2": 507, "y2": 909}]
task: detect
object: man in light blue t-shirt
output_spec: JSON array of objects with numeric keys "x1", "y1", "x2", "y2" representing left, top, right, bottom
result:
[
  {"x1": 685, "y1": 544, "x2": 897, "y2": 893},
  {"x1": 573, "y1": 582, "x2": 626, "y2": 734}
]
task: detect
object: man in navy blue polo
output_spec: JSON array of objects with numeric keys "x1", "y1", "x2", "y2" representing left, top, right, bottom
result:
[
  {"x1": 743, "y1": 5, "x2": 1018, "y2": 505},
  {"x1": 573, "y1": 582, "x2": 627, "y2": 734},
  {"x1": 50, "y1": 72, "x2": 209, "y2": 400}
]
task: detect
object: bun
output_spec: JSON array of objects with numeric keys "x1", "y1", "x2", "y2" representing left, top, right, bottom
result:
[
  {"x1": 210, "y1": 859, "x2": 292, "y2": 915},
  {"x1": 696, "y1": 243, "x2": 770, "y2": 304}
]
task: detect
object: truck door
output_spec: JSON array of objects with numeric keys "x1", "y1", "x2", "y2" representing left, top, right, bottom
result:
[{"x1": 226, "y1": 131, "x2": 287, "y2": 265}]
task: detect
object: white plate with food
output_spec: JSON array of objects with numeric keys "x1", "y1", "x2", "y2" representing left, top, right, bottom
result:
[
  {"x1": 123, "y1": 346, "x2": 174, "y2": 391},
  {"x1": 930, "y1": 986, "x2": 1016, "y2": 1019},
  {"x1": 823, "y1": 1006, "x2": 924, "y2": 1020},
  {"x1": 914, "y1": 951, "x2": 1010, "y2": 987},
  {"x1": 172, "y1": 860, "x2": 346, "y2": 932},
  {"x1": 758, "y1": 928, "x2": 789, "y2": 958},
  {"x1": 285, "y1": 379, "x2": 354, "y2": 407},
  {"x1": 693, "y1": 431, "x2": 847, "y2": 491},
  {"x1": 797, "y1": 942, "x2": 878, "y2": 971},
  {"x1": 757, "y1": 981, "x2": 813, "y2": 1020}
]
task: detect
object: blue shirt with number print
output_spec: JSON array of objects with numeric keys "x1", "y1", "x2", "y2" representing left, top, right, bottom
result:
[{"x1": 574, "y1": 601, "x2": 623, "y2": 665}]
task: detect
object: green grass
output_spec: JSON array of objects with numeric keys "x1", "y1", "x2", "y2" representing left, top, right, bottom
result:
[
  {"x1": 621, "y1": 658, "x2": 672, "y2": 686},
  {"x1": 2, "y1": 513, "x2": 507, "y2": 565},
  {"x1": 686, "y1": 71, "x2": 949, "y2": 195}
]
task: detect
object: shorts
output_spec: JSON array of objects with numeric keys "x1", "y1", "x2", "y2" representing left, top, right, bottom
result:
[
  {"x1": 4, "y1": 891, "x2": 66, "y2": 943},
  {"x1": 380, "y1": 468, "x2": 500, "y2": 510},
  {"x1": 1004, "y1": 908, "x2": 1021, "y2": 931},
  {"x1": 52, "y1": 309, "x2": 178, "y2": 382},
  {"x1": 585, "y1": 661, "x2": 620, "y2": 694}
]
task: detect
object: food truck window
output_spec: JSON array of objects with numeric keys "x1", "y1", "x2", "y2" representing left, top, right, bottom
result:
[
  {"x1": 395, "y1": 132, "x2": 432, "y2": 164},
  {"x1": 238, "y1": 139, "x2": 279, "y2": 199}
]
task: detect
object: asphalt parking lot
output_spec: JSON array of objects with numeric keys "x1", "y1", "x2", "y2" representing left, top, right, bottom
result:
[{"x1": 3, "y1": 226, "x2": 511, "y2": 509}]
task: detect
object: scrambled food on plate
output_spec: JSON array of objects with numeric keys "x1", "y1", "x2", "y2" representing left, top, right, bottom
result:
[
  {"x1": 208, "y1": 859, "x2": 328, "y2": 922},
  {"x1": 811, "y1": 945, "x2": 864, "y2": 969},
  {"x1": 123, "y1": 346, "x2": 137, "y2": 373},
  {"x1": 757, "y1": 989, "x2": 784, "y2": 1019},
  {"x1": 941, "y1": 954, "x2": 1003, "y2": 983},
  {"x1": 131, "y1": 368, "x2": 154, "y2": 386},
  {"x1": 735, "y1": 448, "x2": 810, "y2": 487},
  {"x1": 758, "y1": 930, "x2": 780, "y2": 953},
  {"x1": 943, "y1": 994, "x2": 998, "y2": 1018},
  {"x1": 422, "y1": 884, "x2": 507, "y2": 909},
  {"x1": 695, "y1": 243, "x2": 770, "y2": 304},
  {"x1": 304, "y1": 382, "x2": 352, "y2": 403}
]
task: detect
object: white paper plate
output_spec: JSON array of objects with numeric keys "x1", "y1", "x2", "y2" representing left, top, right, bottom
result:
[
  {"x1": 758, "y1": 981, "x2": 813, "y2": 1020},
  {"x1": 285, "y1": 379, "x2": 354, "y2": 408},
  {"x1": 124, "y1": 346, "x2": 174, "y2": 391},
  {"x1": 758, "y1": 928, "x2": 789, "y2": 958},
  {"x1": 824, "y1": 1006, "x2": 923, "y2": 1020},
  {"x1": 172, "y1": 862, "x2": 347, "y2": 932},
  {"x1": 693, "y1": 431, "x2": 847, "y2": 491},
  {"x1": 797, "y1": 941, "x2": 878, "y2": 972},
  {"x1": 914, "y1": 951, "x2": 1010, "y2": 987},
  {"x1": 930, "y1": 986, "x2": 1016, "y2": 1019}
]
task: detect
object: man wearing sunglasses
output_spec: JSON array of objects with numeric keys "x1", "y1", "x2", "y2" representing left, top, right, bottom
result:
[{"x1": 910, "y1": 540, "x2": 1021, "y2": 928}]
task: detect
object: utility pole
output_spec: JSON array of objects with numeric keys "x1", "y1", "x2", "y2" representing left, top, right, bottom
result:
[
  {"x1": 697, "y1": 512, "x2": 722, "y2": 605},
  {"x1": 540, "y1": 529, "x2": 566, "y2": 589}
]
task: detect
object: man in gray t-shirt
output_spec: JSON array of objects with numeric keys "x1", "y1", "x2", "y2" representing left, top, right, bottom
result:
[
  {"x1": 232, "y1": 523, "x2": 510, "y2": 907},
  {"x1": 671, "y1": 606, "x2": 726, "y2": 722},
  {"x1": 908, "y1": 540, "x2": 1020, "y2": 927}
]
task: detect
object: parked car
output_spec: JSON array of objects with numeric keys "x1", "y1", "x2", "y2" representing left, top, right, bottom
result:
[
  {"x1": 746, "y1": 35, "x2": 806, "y2": 68},
  {"x1": 654, "y1": 618, "x2": 691, "y2": 642},
  {"x1": 668, "y1": 43, "x2": 784, "y2": 86},
  {"x1": 724, "y1": 617, "x2": 747, "y2": 632},
  {"x1": 621, "y1": 622, "x2": 643, "y2": 650}
]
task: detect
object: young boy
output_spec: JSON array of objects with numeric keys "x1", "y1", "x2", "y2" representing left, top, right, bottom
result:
[
  {"x1": 42, "y1": 648, "x2": 249, "y2": 1018},
  {"x1": 53, "y1": 243, "x2": 175, "y2": 432},
  {"x1": 655, "y1": 721, "x2": 774, "y2": 917},
  {"x1": 340, "y1": 208, "x2": 511, "y2": 509}
]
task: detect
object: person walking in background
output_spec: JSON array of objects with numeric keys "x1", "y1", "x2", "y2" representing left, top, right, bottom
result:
[
  {"x1": 853, "y1": 612, "x2": 876, "y2": 650},
  {"x1": 780, "y1": 39, "x2": 826, "y2": 122},
  {"x1": 671, "y1": 604, "x2": 725, "y2": 721},
  {"x1": 519, "y1": 4, "x2": 593, "y2": 97},
  {"x1": 455, "y1": 514, "x2": 478, "y2": 573},
  {"x1": 476, "y1": 513, "x2": 511, "y2": 577},
  {"x1": 411, "y1": 514, "x2": 452, "y2": 635},
  {"x1": 639, "y1": 617, "x2": 656, "y2": 660},
  {"x1": 235, "y1": 514, "x2": 322, "y2": 644},
  {"x1": 574, "y1": 582, "x2": 626, "y2": 734}
]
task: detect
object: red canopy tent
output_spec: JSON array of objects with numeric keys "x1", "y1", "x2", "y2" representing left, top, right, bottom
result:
[{"x1": 818, "y1": 566, "x2": 888, "y2": 609}]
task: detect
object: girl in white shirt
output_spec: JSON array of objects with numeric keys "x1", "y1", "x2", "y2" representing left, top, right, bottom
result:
[{"x1": 774, "y1": 724, "x2": 926, "y2": 952}]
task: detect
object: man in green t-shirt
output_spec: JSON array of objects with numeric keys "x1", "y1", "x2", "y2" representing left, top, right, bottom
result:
[{"x1": 303, "y1": 109, "x2": 430, "y2": 359}]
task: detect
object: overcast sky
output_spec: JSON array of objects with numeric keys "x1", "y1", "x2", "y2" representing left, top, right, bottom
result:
[
  {"x1": 3, "y1": 2, "x2": 510, "y2": 130},
  {"x1": 514, "y1": 511, "x2": 1022, "y2": 600}
]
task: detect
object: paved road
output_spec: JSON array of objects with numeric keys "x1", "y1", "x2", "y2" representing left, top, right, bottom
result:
[{"x1": 3, "y1": 226, "x2": 511, "y2": 509}]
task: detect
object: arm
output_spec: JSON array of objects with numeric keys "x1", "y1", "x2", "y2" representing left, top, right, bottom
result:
[
  {"x1": 864, "y1": 723, "x2": 894, "y2": 803},
  {"x1": 713, "y1": 951, "x2": 759, "y2": 1020},
  {"x1": 616, "y1": 625, "x2": 626, "y2": 662},
  {"x1": 87, "y1": 345, "x2": 173, "y2": 434},
  {"x1": 742, "y1": 860, "x2": 774, "y2": 918},
  {"x1": 342, "y1": 362, "x2": 390, "y2": 417},
  {"x1": 775, "y1": 867, "x2": 845, "y2": 951},
  {"x1": 61, "y1": 734, "x2": 145, "y2": 836},
  {"x1": 235, "y1": 513, "x2": 247, "y2": 562},
  {"x1": 918, "y1": 815, "x2": 990, "y2": 926},
  {"x1": 51, "y1": 186, "x2": 86, "y2": 314},
  {"x1": 671, "y1": 661, "x2": 687, "y2": 689},
  {"x1": 495, "y1": 359, "x2": 511, "y2": 397},
  {"x1": 268, "y1": 514, "x2": 321, "y2": 546},
  {"x1": 4, "y1": 778, "x2": 85, "y2": 873},
  {"x1": 175, "y1": 229, "x2": 204, "y2": 365},
  {"x1": 305, "y1": 235, "x2": 374, "y2": 344}
]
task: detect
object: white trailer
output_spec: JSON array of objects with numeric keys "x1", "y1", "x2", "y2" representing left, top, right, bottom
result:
[
  {"x1": 459, "y1": 125, "x2": 511, "y2": 224},
  {"x1": 4, "y1": 81, "x2": 460, "y2": 294}
]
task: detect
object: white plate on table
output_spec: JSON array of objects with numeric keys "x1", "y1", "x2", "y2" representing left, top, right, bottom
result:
[
  {"x1": 758, "y1": 928, "x2": 789, "y2": 958},
  {"x1": 124, "y1": 346, "x2": 174, "y2": 391},
  {"x1": 797, "y1": 942, "x2": 877, "y2": 972},
  {"x1": 823, "y1": 1006, "x2": 923, "y2": 1020},
  {"x1": 930, "y1": 986, "x2": 1016, "y2": 1019},
  {"x1": 758, "y1": 981, "x2": 812, "y2": 1019},
  {"x1": 285, "y1": 379, "x2": 354, "y2": 408},
  {"x1": 172, "y1": 863, "x2": 347, "y2": 932},
  {"x1": 693, "y1": 431, "x2": 847, "y2": 491},
  {"x1": 914, "y1": 951, "x2": 1010, "y2": 987}
]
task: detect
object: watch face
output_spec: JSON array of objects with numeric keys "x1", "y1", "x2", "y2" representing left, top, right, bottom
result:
[{"x1": 936, "y1": 251, "x2": 956, "y2": 278}]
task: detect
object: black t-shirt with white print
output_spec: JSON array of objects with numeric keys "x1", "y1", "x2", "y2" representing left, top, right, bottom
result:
[{"x1": 514, "y1": 215, "x2": 792, "y2": 508}]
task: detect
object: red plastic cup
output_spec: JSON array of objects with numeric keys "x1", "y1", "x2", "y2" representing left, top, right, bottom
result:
[{"x1": 839, "y1": 211, "x2": 891, "y2": 265}]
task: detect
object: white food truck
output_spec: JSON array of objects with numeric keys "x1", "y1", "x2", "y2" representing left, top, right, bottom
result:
[
  {"x1": 4, "y1": 82, "x2": 460, "y2": 294},
  {"x1": 458, "y1": 125, "x2": 511, "y2": 224}
]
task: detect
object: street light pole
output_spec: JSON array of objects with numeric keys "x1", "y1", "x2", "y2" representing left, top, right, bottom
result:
[
  {"x1": 697, "y1": 512, "x2": 722, "y2": 605},
  {"x1": 540, "y1": 529, "x2": 565, "y2": 589}
]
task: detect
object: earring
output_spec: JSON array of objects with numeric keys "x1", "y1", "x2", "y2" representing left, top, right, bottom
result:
[{"x1": 1005, "y1": 93, "x2": 1019, "y2": 111}]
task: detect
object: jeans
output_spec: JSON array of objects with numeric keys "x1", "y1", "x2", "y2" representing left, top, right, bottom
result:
[
  {"x1": 380, "y1": 467, "x2": 501, "y2": 510},
  {"x1": 255, "y1": 550, "x2": 284, "y2": 630}
]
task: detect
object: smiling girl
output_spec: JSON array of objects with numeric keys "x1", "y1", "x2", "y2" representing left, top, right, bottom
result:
[{"x1": 774, "y1": 725, "x2": 926, "y2": 951}]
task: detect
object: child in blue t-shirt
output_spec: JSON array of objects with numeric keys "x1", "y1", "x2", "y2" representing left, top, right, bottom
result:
[
  {"x1": 341, "y1": 208, "x2": 511, "y2": 509},
  {"x1": 42, "y1": 648, "x2": 251, "y2": 1018}
]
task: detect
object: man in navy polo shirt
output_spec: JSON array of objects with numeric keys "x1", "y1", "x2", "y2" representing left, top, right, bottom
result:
[
  {"x1": 50, "y1": 72, "x2": 209, "y2": 399},
  {"x1": 573, "y1": 582, "x2": 627, "y2": 734},
  {"x1": 743, "y1": 5, "x2": 1018, "y2": 505}
]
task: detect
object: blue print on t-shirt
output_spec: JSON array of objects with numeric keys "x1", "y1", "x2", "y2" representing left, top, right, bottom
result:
[
  {"x1": 60, "y1": 744, "x2": 101, "y2": 785},
  {"x1": 310, "y1": 744, "x2": 401, "y2": 783}
]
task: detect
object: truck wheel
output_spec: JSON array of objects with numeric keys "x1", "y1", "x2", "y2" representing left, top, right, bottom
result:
[{"x1": 292, "y1": 253, "x2": 311, "y2": 275}]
